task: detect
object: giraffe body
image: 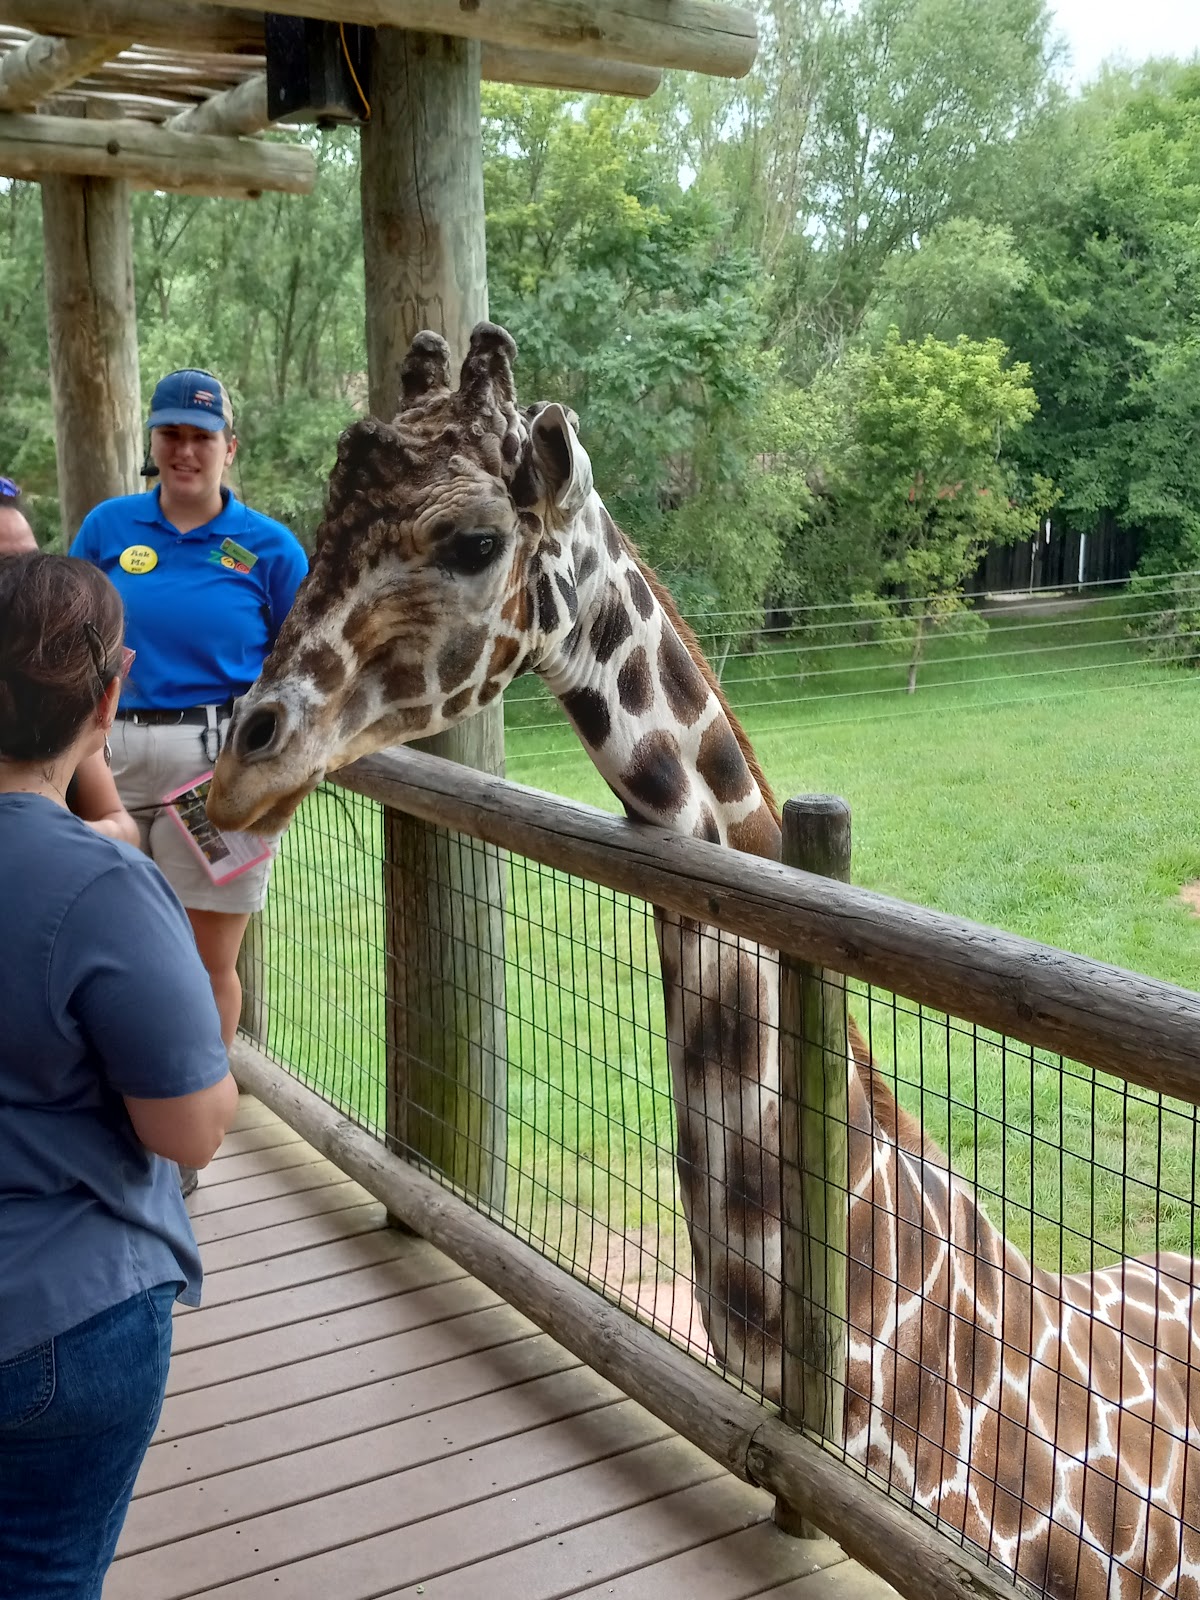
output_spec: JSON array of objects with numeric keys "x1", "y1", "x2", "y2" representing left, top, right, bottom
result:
[{"x1": 209, "y1": 323, "x2": 1200, "y2": 1600}]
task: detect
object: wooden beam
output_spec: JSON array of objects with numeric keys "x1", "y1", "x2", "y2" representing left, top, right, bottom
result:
[
  {"x1": 0, "y1": 0, "x2": 263, "y2": 54},
  {"x1": 0, "y1": 109, "x2": 315, "y2": 194},
  {"x1": 153, "y1": 0, "x2": 757, "y2": 79},
  {"x1": 166, "y1": 70, "x2": 265, "y2": 135},
  {"x1": 169, "y1": 47, "x2": 660, "y2": 137},
  {"x1": 332, "y1": 745, "x2": 1200, "y2": 1107},
  {"x1": 0, "y1": 31, "x2": 129, "y2": 109},
  {"x1": 483, "y1": 44, "x2": 661, "y2": 97},
  {"x1": 41, "y1": 169, "x2": 141, "y2": 537}
]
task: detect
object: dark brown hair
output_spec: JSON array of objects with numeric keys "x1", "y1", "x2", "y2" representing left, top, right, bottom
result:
[{"x1": 0, "y1": 553, "x2": 124, "y2": 761}]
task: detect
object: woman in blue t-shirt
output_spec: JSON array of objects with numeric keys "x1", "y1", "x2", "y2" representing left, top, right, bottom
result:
[{"x1": 0, "y1": 552, "x2": 238, "y2": 1596}]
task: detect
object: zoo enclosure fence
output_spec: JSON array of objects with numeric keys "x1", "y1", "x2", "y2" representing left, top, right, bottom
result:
[{"x1": 230, "y1": 745, "x2": 1200, "y2": 1600}]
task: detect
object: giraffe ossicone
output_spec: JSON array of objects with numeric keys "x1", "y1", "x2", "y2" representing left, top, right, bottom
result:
[{"x1": 209, "y1": 321, "x2": 1200, "y2": 1600}]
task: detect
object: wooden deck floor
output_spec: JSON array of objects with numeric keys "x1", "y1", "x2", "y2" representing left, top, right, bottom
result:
[{"x1": 108, "y1": 1096, "x2": 896, "y2": 1600}]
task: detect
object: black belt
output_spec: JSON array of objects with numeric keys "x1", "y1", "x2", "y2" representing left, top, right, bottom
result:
[{"x1": 116, "y1": 703, "x2": 234, "y2": 727}]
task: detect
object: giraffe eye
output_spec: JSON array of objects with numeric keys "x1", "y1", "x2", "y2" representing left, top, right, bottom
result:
[{"x1": 448, "y1": 531, "x2": 503, "y2": 575}]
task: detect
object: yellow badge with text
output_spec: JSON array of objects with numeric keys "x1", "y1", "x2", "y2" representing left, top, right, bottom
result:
[{"x1": 119, "y1": 544, "x2": 158, "y2": 575}]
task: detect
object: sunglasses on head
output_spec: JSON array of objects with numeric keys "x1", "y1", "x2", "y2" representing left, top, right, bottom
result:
[{"x1": 0, "y1": 477, "x2": 20, "y2": 502}]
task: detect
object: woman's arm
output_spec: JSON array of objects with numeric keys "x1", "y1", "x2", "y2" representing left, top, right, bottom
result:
[
  {"x1": 71, "y1": 749, "x2": 139, "y2": 847},
  {"x1": 124, "y1": 1072, "x2": 239, "y2": 1169}
]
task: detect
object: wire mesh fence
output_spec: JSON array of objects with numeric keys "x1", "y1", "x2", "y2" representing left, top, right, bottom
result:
[
  {"x1": 248, "y1": 778, "x2": 1200, "y2": 1600},
  {"x1": 502, "y1": 571, "x2": 1200, "y2": 759}
]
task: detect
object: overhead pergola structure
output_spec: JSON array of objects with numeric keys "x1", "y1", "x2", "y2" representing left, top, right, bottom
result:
[{"x1": 0, "y1": 0, "x2": 756, "y2": 1204}]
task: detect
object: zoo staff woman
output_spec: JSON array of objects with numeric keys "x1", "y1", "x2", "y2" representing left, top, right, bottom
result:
[
  {"x1": 0, "y1": 552, "x2": 237, "y2": 1596},
  {"x1": 71, "y1": 369, "x2": 308, "y2": 1050}
]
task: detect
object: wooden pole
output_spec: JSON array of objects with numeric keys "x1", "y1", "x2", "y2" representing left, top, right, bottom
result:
[
  {"x1": 361, "y1": 29, "x2": 507, "y2": 1212},
  {"x1": 776, "y1": 796, "x2": 851, "y2": 1536},
  {"x1": 40, "y1": 157, "x2": 140, "y2": 539}
]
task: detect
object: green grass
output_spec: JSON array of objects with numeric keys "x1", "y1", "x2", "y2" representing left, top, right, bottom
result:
[{"x1": 261, "y1": 595, "x2": 1200, "y2": 1281}]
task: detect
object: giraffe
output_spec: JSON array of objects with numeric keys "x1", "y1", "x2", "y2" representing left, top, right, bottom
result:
[{"x1": 209, "y1": 323, "x2": 1200, "y2": 1600}]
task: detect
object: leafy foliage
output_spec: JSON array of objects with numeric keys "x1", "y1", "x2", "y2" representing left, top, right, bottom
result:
[{"x1": 1, "y1": 1, "x2": 1196, "y2": 636}]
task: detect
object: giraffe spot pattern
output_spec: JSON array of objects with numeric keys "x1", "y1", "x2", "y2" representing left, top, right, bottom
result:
[
  {"x1": 622, "y1": 728, "x2": 689, "y2": 818},
  {"x1": 589, "y1": 583, "x2": 633, "y2": 665},
  {"x1": 537, "y1": 571, "x2": 559, "y2": 634},
  {"x1": 727, "y1": 803, "x2": 781, "y2": 856},
  {"x1": 487, "y1": 635, "x2": 521, "y2": 678},
  {"x1": 295, "y1": 643, "x2": 345, "y2": 693},
  {"x1": 724, "y1": 1131, "x2": 782, "y2": 1237},
  {"x1": 478, "y1": 678, "x2": 503, "y2": 705},
  {"x1": 576, "y1": 547, "x2": 598, "y2": 585},
  {"x1": 382, "y1": 658, "x2": 427, "y2": 704},
  {"x1": 561, "y1": 687, "x2": 611, "y2": 749},
  {"x1": 554, "y1": 571, "x2": 578, "y2": 621},
  {"x1": 616, "y1": 646, "x2": 653, "y2": 716},
  {"x1": 658, "y1": 628, "x2": 710, "y2": 727},
  {"x1": 442, "y1": 686, "x2": 475, "y2": 721},
  {"x1": 626, "y1": 567, "x2": 655, "y2": 620},
  {"x1": 437, "y1": 626, "x2": 488, "y2": 693},
  {"x1": 693, "y1": 805, "x2": 720, "y2": 843},
  {"x1": 601, "y1": 508, "x2": 624, "y2": 560},
  {"x1": 697, "y1": 717, "x2": 755, "y2": 805}
]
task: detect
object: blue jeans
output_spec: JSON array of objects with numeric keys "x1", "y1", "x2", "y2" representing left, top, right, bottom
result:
[{"x1": 0, "y1": 1284, "x2": 176, "y2": 1600}]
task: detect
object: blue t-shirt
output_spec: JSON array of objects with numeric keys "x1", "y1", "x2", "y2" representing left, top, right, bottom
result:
[
  {"x1": 70, "y1": 487, "x2": 308, "y2": 711},
  {"x1": 0, "y1": 796, "x2": 230, "y2": 1361}
]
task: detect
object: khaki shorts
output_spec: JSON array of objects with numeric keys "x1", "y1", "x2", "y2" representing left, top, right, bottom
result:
[{"x1": 110, "y1": 716, "x2": 279, "y2": 915}]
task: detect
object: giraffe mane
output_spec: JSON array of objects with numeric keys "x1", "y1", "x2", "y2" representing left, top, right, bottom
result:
[
  {"x1": 625, "y1": 548, "x2": 781, "y2": 829},
  {"x1": 849, "y1": 1015, "x2": 946, "y2": 1164}
]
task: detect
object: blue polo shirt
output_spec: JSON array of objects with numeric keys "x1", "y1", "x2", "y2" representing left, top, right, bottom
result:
[
  {"x1": 71, "y1": 488, "x2": 308, "y2": 711},
  {"x1": 0, "y1": 796, "x2": 231, "y2": 1361}
]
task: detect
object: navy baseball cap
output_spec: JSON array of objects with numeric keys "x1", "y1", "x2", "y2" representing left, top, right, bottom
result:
[{"x1": 147, "y1": 369, "x2": 233, "y2": 432}]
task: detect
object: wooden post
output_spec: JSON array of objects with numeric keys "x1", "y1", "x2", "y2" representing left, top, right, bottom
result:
[
  {"x1": 236, "y1": 912, "x2": 268, "y2": 1048},
  {"x1": 40, "y1": 160, "x2": 140, "y2": 540},
  {"x1": 776, "y1": 795, "x2": 852, "y2": 1537},
  {"x1": 362, "y1": 29, "x2": 507, "y2": 1212}
]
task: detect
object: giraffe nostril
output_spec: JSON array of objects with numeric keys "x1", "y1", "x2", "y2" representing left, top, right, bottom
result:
[{"x1": 234, "y1": 703, "x2": 287, "y2": 763}]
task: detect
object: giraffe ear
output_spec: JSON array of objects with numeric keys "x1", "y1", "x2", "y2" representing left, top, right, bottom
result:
[{"x1": 529, "y1": 402, "x2": 592, "y2": 518}]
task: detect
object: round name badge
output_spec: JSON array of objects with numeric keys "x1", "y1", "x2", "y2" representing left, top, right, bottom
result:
[{"x1": 119, "y1": 544, "x2": 158, "y2": 574}]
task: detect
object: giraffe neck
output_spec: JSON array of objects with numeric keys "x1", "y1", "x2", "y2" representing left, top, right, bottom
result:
[
  {"x1": 537, "y1": 496, "x2": 781, "y2": 859},
  {"x1": 535, "y1": 495, "x2": 784, "y2": 1390}
]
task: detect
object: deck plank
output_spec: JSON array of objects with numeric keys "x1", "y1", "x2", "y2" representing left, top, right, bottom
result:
[
  {"x1": 155, "y1": 1300, "x2": 539, "y2": 1441},
  {"x1": 135, "y1": 1333, "x2": 590, "y2": 1500},
  {"x1": 566, "y1": 1521, "x2": 849, "y2": 1599},
  {"x1": 148, "y1": 1434, "x2": 721, "y2": 1600},
  {"x1": 397, "y1": 1477, "x2": 841, "y2": 1600},
  {"x1": 186, "y1": 1176, "x2": 374, "y2": 1244},
  {"x1": 109, "y1": 1096, "x2": 899, "y2": 1600},
  {"x1": 171, "y1": 1240, "x2": 464, "y2": 1352},
  {"x1": 196, "y1": 1200, "x2": 387, "y2": 1272},
  {"x1": 189, "y1": 1224, "x2": 398, "y2": 1307},
  {"x1": 191, "y1": 1139, "x2": 323, "y2": 1187},
  {"x1": 206, "y1": 1120, "x2": 303, "y2": 1160},
  {"x1": 165, "y1": 1274, "x2": 499, "y2": 1394},
  {"x1": 111, "y1": 1392, "x2": 667, "y2": 1597}
]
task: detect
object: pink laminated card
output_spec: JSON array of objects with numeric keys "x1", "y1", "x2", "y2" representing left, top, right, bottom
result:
[{"x1": 162, "y1": 770, "x2": 272, "y2": 884}]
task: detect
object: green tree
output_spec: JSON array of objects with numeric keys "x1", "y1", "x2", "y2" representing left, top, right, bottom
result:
[
  {"x1": 1002, "y1": 63, "x2": 1200, "y2": 572},
  {"x1": 821, "y1": 330, "x2": 1048, "y2": 688}
]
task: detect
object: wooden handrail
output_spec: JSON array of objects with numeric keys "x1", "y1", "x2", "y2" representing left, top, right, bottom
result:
[{"x1": 333, "y1": 747, "x2": 1200, "y2": 1104}]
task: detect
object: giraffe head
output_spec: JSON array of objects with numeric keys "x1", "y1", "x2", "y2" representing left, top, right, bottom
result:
[{"x1": 208, "y1": 322, "x2": 593, "y2": 834}]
